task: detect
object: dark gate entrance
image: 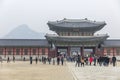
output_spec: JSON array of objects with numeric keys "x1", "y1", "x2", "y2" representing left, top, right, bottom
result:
[
  {"x1": 56, "y1": 47, "x2": 68, "y2": 56},
  {"x1": 84, "y1": 47, "x2": 96, "y2": 57}
]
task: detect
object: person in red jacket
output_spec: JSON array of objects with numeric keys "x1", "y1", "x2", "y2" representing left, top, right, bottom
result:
[{"x1": 89, "y1": 56, "x2": 93, "y2": 66}]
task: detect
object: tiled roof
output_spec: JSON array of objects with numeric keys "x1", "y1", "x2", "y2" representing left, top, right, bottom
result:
[
  {"x1": 0, "y1": 39, "x2": 49, "y2": 47},
  {"x1": 47, "y1": 18, "x2": 106, "y2": 32},
  {"x1": 103, "y1": 40, "x2": 120, "y2": 47}
]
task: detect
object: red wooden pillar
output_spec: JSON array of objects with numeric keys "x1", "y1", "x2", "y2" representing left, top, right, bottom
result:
[
  {"x1": 100, "y1": 48, "x2": 107, "y2": 56},
  {"x1": 93, "y1": 47, "x2": 95, "y2": 56},
  {"x1": 54, "y1": 47, "x2": 58, "y2": 57},
  {"x1": 53, "y1": 49, "x2": 56, "y2": 57},
  {"x1": 81, "y1": 46, "x2": 84, "y2": 57},
  {"x1": 114, "y1": 48, "x2": 116, "y2": 56},
  {"x1": 101, "y1": 48, "x2": 107, "y2": 56},
  {"x1": 38, "y1": 48, "x2": 39, "y2": 57},
  {"x1": 13, "y1": 48, "x2": 14, "y2": 56},
  {"x1": 30, "y1": 48, "x2": 31, "y2": 57},
  {"x1": 93, "y1": 47, "x2": 97, "y2": 56},
  {"x1": 39, "y1": 48, "x2": 41, "y2": 56},
  {"x1": 21, "y1": 48, "x2": 23, "y2": 57},
  {"x1": 13, "y1": 48, "x2": 16, "y2": 56},
  {"x1": 21, "y1": 48, "x2": 23, "y2": 56},
  {"x1": 4, "y1": 48, "x2": 6, "y2": 58},
  {"x1": 113, "y1": 48, "x2": 115, "y2": 56},
  {"x1": 67, "y1": 46, "x2": 70, "y2": 56},
  {"x1": 96, "y1": 47, "x2": 98, "y2": 56},
  {"x1": 48, "y1": 48, "x2": 50, "y2": 57},
  {"x1": 46, "y1": 48, "x2": 48, "y2": 56}
]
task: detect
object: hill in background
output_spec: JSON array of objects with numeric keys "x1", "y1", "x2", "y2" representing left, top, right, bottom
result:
[{"x1": 2, "y1": 24, "x2": 46, "y2": 39}]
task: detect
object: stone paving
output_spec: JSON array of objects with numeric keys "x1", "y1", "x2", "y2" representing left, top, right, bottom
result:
[{"x1": 67, "y1": 62, "x2": 120, "y2": 80}]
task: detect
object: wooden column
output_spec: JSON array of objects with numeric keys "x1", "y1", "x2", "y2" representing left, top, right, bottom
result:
[
  {"x1": 13, "y1": 48, "x2": 16, "y2": 56},
  {"x1": 93, "y1": 47, "x2": 97, "y2": 56},
  {"x1": 67, "y1": 46, "x2": 70, "y2": 56},
  {"x1": 101, "y1": 48, "x2": 104, "y2": 56},
  {"x1": 21, "y1": 48, "x2": 23, "y2": 56},
  {"x1": 38, "y1": 48, "x2": 39, "y2": 57},
  {"x1": 30, "y1": 48, "x2": 31, "y2": 57},
  {"x1": 55, "y1": 47, "x2": 57, "y2": 57},
  {"x1": 4, "y1": 48, "x2": 6, "y2": 58},
  {"x1": 114, "y1": 48, "x2": 116, "y2": 56},
  {"x1": 113, "y1": 48, "x2": 115, "y2": 56},
  {"x1": 81, "y1": 46, "x2": 84, "y2": 57}
]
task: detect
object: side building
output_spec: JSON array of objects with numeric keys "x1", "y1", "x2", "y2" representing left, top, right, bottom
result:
[{"x1": 0, "y1": 39, "x2": 49, "y2": 60}]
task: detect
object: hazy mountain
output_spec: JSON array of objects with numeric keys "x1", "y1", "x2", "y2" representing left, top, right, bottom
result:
[{"x1": 3, "y1": 24, "x2": 46, "y2": 39}]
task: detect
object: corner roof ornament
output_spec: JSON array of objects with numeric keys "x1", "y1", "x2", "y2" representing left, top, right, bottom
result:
[
  {"x1": 63, "y1": 18, "x2": 67, "y2": 20},
  {"x1": 85, "y1": 18, "x2": 88, "y2": 20}
]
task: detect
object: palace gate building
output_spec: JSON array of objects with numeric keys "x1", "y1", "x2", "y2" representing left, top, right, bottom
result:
[{"x1": 0, "y1": 19, "x2": 120, "y2": 59}]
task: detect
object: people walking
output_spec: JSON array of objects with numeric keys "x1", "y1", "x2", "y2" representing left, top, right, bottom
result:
[
  {"x1": 98, "y1": 56, "x2": 103, "y2": 66},
  {"x1": 41, "y1": 57, "x2": 46, "y2": 64},
  {"x1": 106, "y1": 56, "x2": 110, "y2": 66},
  {"x1": 48, "y1": 57, "x2": 51, "y2": 64},
  {"x1": 112, "y1": 55, "x2": 116, "y2": 67},
  {"x1": 23, "y1": 57, "x2": 26, "y2": 61},
  {"x1": 57, "y1": 56, "x2": 60, "y2": 65},
  {"x1": 89, "y1": 56, "x2": 93, "y2": 66},
  {"x1": 13, "y1": 56, "x2": 15, "y2": 62},
  {"x1": 93, "y1": 56, "x2": 97, "y2": 66},
  {"x1": 61, "y1": 56, "x2": 64, "y2": 65},
  {"x1": 35, "y1": 57, "x2": 38, "y2": 64},
  {"x1": 30, "y1": 56, "x2": 32, "y2": 64},
  {"x1": 7, "y1": 56, "x2": 10, "y2": 63},
  {"x1": 0, "y1": 56, "x2": 2, "y2": 63},
  {"x1": 75, "y1": 55, "x2": 81, "y2": 67},
  {"x1": 85, "y1": 57, "x2": 88, "y2": 65},
  {"x1": 81, "y1": 57, "x2": 84, "y2": 67}
]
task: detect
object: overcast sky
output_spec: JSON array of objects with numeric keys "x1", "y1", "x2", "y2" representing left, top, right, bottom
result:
[{"x1": 0, "y1": 0, "x2": 120, "y2": 39}]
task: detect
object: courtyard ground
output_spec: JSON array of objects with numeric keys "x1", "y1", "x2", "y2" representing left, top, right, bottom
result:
[
  {"x1": 1, "y1": 61, "x2": 120, "y2": 80},
  {"x1": 0, "y1": 61, "x2": 74, "y2": 80}
]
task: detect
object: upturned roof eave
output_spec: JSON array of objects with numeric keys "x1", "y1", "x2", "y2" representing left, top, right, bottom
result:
[{"x1": 45, "y1": 35, "x2": 109, "y2": 42}]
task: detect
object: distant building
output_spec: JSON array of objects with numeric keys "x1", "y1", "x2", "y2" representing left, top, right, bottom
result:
[{"x1": 0, "y1": 19, "x2": 120, "y2": 59}]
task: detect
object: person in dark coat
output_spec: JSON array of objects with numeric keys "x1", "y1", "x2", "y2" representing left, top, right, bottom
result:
[
  {"x1": 7, "y1": 56, "x2": 10, "y2": 63},
  {"x1": 61, "y1": 56, "x2": 64, "y2": 65},
  {"x1": 35, "y1": 57, "x2": 38, "y2": 64},
  {"x1": 13, "y1": 56, "x2": 15, "y2": 62},
  {"x1": 106, "y1": 56, "x2": 110, "y2": 66},
  {"x1": 0, "y1": 56, "x2": 2, "y2": 63},
  {"x1": 85, "y1": 57, "x2": 88, "y2": 65},
  {"x1": 23, "y1": 57, "x2": 26, "y2": 61},
  {"x1": 75, "y1": 55, "x2": 81, "y2": 67},
  {"x1": 99, "y1": 56, "x2": 103, "y2": 66},
  {"x1": 93, "y1": 56, "x2": 97, "y2": 66},
  {"x1": 30, "y1": 56, "x2": 32, "y2": 64},
  {"x1": 57, "y1": 56, "x2": 60, "y2": 65},
  {"x1": 48, "y1": 57, "x2": 51, "y2": 64},
  {"x1": 112, "y1": 56, "x2": 116, "y2": 67}
]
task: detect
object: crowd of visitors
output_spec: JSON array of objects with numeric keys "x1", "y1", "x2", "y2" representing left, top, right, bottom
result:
[
  {"x1": 73, "y1": 54, "x2": 117, "y2": 67},
  {"x1": 0, "y1": 54, "x2": 118, "y2": 67}
]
